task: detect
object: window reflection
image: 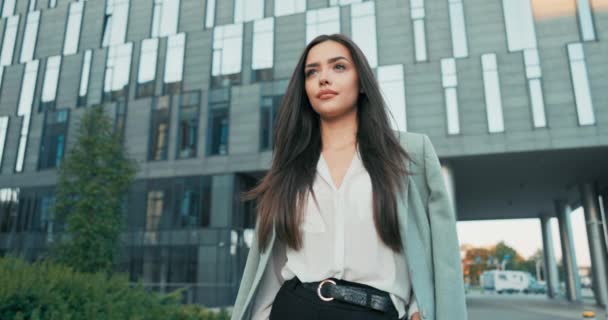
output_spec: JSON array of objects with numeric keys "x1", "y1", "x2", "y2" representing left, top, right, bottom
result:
[
  {"x1": 234, "y1": 0, "x2": 264, "y2": 23},
  {"x1": 481, "y1": 53, "x2": 504, "y2": 133},
  {"x1": 306, "y1": 7, "x2": 340, "y2": 45},
  {"x1": 149, "y1": 96, "x2": 171, "y2": 161},
  {"x1": 212, "y1": 24, "x2": 243, "y2": 87},
  {"x1": 0, "y1": 117, "x2": 8, "y2": 168},
  {"x1": 448, "y1": 0, "x2": 468, "y2": 58},
  {"x1": 252, "y1": 18, "x2": 274, "y2": 82},
  {"x1": 137, "y1": 38, "x2": 159, "y2": 98},
  {"x1": 378, "y1": 65, "x2": 407, "y2": 132},
  {"x1": 1, "y1": 16, "x2": 19, "y2": 67},
  {"x1": 411, "y1": 0, "x2": 427, "y2": 61},
  {"x1": 16, "y1": 61, "x2": 39, "y2": 173},
  {"x1": 38, "y1": 109, "x2": 69, "y2": 170},
  {"x1": 102, "y1": 0, "x2": 129, "y2": 47},
  {"x1": 351, "y1": 2, "x2": 377, "y2": 68},
  {"x1": 1, "y1": 0, "x2": 15, "y2": 17},
  {"x1": 567, "y1": 43, "x2": 595, "y2": 126},
  {"x1": 205, "y1": 0, "x2": 215, "y2": 28},
  {"x1": 78, "y1": 50, "x2": 93, "y2": 107},
  {"x1": 502, "y1": 0, "x2": 537, "y2": 51},
  {"x1": 64, "y1": 1, "x2": 84, "y2": 55},
  {"x1": 441, "y1": 58, "x2": 460, "y2": 135},
  {"x1": 20, "y1": 11, "x2": 40, "y2": 63},
  {"x1": 275, "y1": 0, "x2": 305, "y2": 17},
  {"x1": 177, "y1": 91, "x2": 200, "y2": 159},
  {"x1": 207, "y1": 88, "x2": 230, "y2": 156},
  {"x1": 103, "y1": 43, "x2": 132, "y2": 102},
  {"x1": 151, "y1": 0, "x2": 180, "y2": 38},
  {"x1": 40, "y1": 56, "x2": 62, "y2": 113},
  {"x1": 163, "y1": 33, "x2": 185, "y2": 95}
]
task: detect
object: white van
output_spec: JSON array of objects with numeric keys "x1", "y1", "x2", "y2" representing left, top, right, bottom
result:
[{"x1": 481, "y1": 270, "x2": 531, "y2": 294}]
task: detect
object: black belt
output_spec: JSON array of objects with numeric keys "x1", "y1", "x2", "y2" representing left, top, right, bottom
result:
[{"x1": 300, "y1": 278, "x2": 394, "y2": 313}]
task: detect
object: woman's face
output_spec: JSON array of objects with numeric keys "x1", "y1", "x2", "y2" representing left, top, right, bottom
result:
[{"x1": 304, "y1": 40, "x2": 360, "y2": 120}]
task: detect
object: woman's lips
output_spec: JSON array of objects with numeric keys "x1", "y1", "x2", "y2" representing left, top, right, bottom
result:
[{"x1": 319, "y1": 93, "x2": 337, "y2": 100}]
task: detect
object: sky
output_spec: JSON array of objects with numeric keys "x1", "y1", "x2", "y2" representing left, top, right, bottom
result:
[{"x1": 456, "y1": 206, "x2": 592, "y2": 267}]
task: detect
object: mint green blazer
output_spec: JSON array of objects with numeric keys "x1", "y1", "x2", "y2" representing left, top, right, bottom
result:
[{"x1": 231, "y1": 132, "x2": 467, "y2": 320}]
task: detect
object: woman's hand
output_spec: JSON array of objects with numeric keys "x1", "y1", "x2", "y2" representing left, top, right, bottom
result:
[{"x1": 409, "y1": 312, "x2": 420, "y2": 320}]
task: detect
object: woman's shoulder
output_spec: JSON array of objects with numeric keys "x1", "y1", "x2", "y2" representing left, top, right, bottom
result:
[{"x1": 392, "y1": 130, "x2": 426, "y2": 157}]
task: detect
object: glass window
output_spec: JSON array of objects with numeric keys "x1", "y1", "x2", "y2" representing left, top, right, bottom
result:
[
  {"x1": 411, "y1": 0, "x2": 427, "y2": 62},
  {"x1": 137, "y1": 38, "x2": 158, "y2": 98},
  {"x1": 577, "y1": 0, "x2": 596, "y2": 41},
  {"x1": 351, "y1": 2, "x2": 377, "y2": 68},
  {"x1": 163, "y1": 32, "x2": 185, "y2": 95},
  {"x1": 377, "y1": 65, "x2": 407, "y2": 132},
  {"x1": 212, "y1": 24, "x2": 243, "y2": 87},
  {"x1": 205, "y1": 0, "x2": 215, "y2": 28},
  {"x1": 28, "y1": 0, "x2": 36, "y2": 12},
  {"x1": 2, "y1": 0, "x2": 16, "y2": 17},
  {"x1": 176, "y1": 91, "x2": 200, "y2": 159},
  {"x1": 448, "y1": 0, "x2": 468, "y2": 58},
  {"x1": 502, "y1": 0, "x2": 537, "y2": 51},
  {"x1": 0, "y1": 117, "x2": 8, "y2": 168},
  {"x1": 63, "y1": 1, "x2": 84, "y2": 55},
  {"x1": 481, "y1": 53, "x2": 504, "y2": 133},
  {"x1": 16, "y1": 61, "x2": 40, "y2": 173},
  {"x1": 38, "y1": 109, "x2": 69, "y2": 170},
  {"x1": 146, "y1": 190, "x2": 165, "y2": 230},
  {"x1": 234, "y1": 0, "x2": 263, "y2": 23},
  {"x1": 1, "y1": 16, "x2": 20, "y2": 67},
  {"x1": 149, "y1": 96, "x2": 171, "y2": 161},
  {"x1": 151, "y1": 0, "x2": 180, "y2": 38},
  {"x1": 20, "y1": 11, "x2": 40, "y2": 64},
  {"x1": 441, "y1": 58, "x2": 460, "y2": 135},
  {"x1": 207, "y1": 88, "x2": 230, "y2": 156},
  {"x1": 275, "y1": 0, "x2": 305, "y2": 17},
  {"x1": 102, "y1": 0, "x2": 129, "y2": 47},
  {"x1": 252, "y1": 18, "x2": 274, "y2": 82},
  {"x1": 523, "y1": 48, "x2": 546, "y2": 128},
  {"x1": 330, "y1": 0, "x2": 361, "y2": 5},
  {"x1": 306, "y1": 7, "x2": 340, "y2": 45},
  {"x1": 40, "y1": 56, "x2": 62, "y2": 112},
  {"x1": 260, "y1": 94, "x2": 283, "y2": 151},
  {"x1": 78, "y1": 49, "x2": 92, "y2": 107},
  {"x1": 103, "y1": 42, "x2": 133, "y2": 102},
  {"x1": 48, "y1": 0, "x2": 57, "y2": 8},
  {"x1": 567, "y1": 43, "x2": 595, "y2": 126}
]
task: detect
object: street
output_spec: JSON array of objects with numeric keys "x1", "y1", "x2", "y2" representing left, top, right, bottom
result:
[{"x1": 467, "y1": 291, "x2": 606, "y2": 320}]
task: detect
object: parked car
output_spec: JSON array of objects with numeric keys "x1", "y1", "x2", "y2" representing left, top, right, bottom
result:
[{"x1": 524, "y1": 280, "x2": 547, "y2": 294}]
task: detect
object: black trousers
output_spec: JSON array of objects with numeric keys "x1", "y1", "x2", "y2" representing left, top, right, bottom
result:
[{"x1": 269, "y1": 277, "x2": 403, "y2": 320}]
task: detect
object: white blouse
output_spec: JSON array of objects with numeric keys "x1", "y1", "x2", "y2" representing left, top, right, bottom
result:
[{"x1": 252, "y1": 145, "x2": 419, "y2": 320}]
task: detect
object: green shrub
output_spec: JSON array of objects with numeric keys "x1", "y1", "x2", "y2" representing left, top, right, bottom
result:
[{"x1": 0, "y1": 256, "x2": 231, "y2": 320}]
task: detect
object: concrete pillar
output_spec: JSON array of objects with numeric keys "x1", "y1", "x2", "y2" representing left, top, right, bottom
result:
[
  {"x1": 580, "y1": 182, "x2": 608, "y2": 307},
  {"x1": 555, "y1": 199, "x2": 582, "y2": 302},
  {"x1": 540, "y1": 215, "x2": 560, "y2": 298}
]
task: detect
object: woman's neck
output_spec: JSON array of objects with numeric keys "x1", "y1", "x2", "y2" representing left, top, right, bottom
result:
[{"x1": 320, "y1": 109, "x2": 358, "y2": 152}]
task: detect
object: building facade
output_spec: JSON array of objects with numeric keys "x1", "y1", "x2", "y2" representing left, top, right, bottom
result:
[{"x1": 0, "y1": 0, "x2": 607, "y2": 307}]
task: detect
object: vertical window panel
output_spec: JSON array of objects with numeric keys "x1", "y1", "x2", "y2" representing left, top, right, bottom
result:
[
  {"x1": 234, "y1": 0, "x2": 264, "y2": 23},
  {"x1": 212, "y1": 23, "x2": 243, "y2": 87},
  {"x1": 577, "y1": 0, "x2": 596, "y2": 41},
  {"x1": 351, "y1": 2, "x2": 377, "y2": 68},
  {"x1": 38, "y1": 109, "x2": 69, "y2": 170},
  {"x1": 481, "y1": 53, "x2": 504, "y2": 133},
  {"x1": 0, "y1": 117, "x2": 8, "y2": 167},
  {"x1": 16, "y1": 61, "x2": 39, "y2": 173},
  {"x1": 502, "y1": 0, "x2": 537, "y2": 51},
  {"x1": 149, "y1": 96, "x2": 171, "y2": 161},
  {"x1": 252, "y1": 18, "x2": 274, "y2": 70},
  {"x1": 378, "y1": 65, "x2": 407, "y2": 132},
  {"x1": 207, "y1": 89, "x2": 230, "y2": 156},
  {"x1": 48, "y1": 0, "x2": 57, "y2": 8},
  {"x1": 448, "y1": 0, "x2": 468, "y2": 58},
  {"x1": 205, "y1": 0, "x2": 215, "y2": 28},
  {"x1": 306, "y1": 7, "x2": 340, "y2": 45},
  {"x1": 102, "y1": 0, "x2": 130, "y2": 47},
  {"x1": 63, "y1": 1, "x2": 84, "y2": 55},
  {"x1": 164, "y1": 33, "x2": 185, "y2": 84},
  {"x1": 176, "y1": 91, "x2": 200, "y2": 159},
  {"x1": 330, "y1": 0, "x2": 362, "y2": 5},
  {"x1": 528, "y1": 79, "x2": 546, "y2": 128},
  {"x1": 40, "y1": 56, "x2": 62, "y2": 111},
  {"x1": 78, "y1": 49, "x2": 92, "y2": 106},
  {"x1": 275, "y1": 0, "x2": 306, "y2": 17},
  {"x1": 137, "y1": 38, "x2": 158, "y2": 97},
  {"x1": 411, "y1": 0, "x2": 427, "y2": 62},
  {"x1": 567, "y1": 43, "x2": 595, "y2": 126},
  {"x1": 1, "y1": 16, "x2": 20, "y2": 67},
  {"x1": 441, "y1": 58, "x2": 460, "y2": 134},
  {"x1": 151, "y1": 0, "x2": 180, "y2": 37},
  {"x1": 20, "y1": 11, "x2": 40, "y2": 64},
  {"x1": 28, "y1": 0, "x2": 37, "y2": 12},
  {"x1": 104, "y1": 43, "x2": 133, "y2": 99},
  {"x1": 2, "y1": 0, "x2": 16, "y2": 18}
]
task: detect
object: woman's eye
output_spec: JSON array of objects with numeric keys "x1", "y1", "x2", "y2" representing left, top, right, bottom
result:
[
  {"x1": 335, "y1": 64, "x2": 345, "y2": 70},
  {"x1": 305, "y1": 70, "x2": 316, "y2": 77}
]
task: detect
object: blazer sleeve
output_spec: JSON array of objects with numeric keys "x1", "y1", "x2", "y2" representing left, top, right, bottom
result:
[
  {"x1": 422, "y1": 134, "x2": 467, "y2": 320},
  {"x1": 250, "y1": 239, "x2": 286, "y2": 320}
]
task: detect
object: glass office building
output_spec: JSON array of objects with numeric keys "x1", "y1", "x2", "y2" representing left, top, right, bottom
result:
[{"x1": 0, "y1": 0, "x2": 607, "y2": 307}]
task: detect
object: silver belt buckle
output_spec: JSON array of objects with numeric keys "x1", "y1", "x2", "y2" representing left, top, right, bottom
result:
[{"x1": 317, "y1": 279, "x2": 336, "y2": 301}]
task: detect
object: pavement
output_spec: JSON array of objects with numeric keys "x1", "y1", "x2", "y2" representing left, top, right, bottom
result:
[{"x1": 467, "y1": 291, "x2": 607, "y2": 320}]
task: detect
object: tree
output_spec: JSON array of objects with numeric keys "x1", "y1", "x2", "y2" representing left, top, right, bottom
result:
[{"x1": 52, "y1": 106, "x2": 138, "y2": 274}]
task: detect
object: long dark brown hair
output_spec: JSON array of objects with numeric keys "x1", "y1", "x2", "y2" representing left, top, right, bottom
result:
[{"x1": 242, "y1": 34, "x2": 413, "y2": 253}]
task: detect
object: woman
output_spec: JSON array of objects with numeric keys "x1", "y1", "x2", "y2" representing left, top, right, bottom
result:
[{"x1": 232, "y1": 34, "x2": 467, "y2": 320}]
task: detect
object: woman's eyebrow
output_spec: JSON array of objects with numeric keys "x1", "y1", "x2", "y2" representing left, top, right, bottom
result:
[{"x1": 305, "y1": 56, "x2": 349, "y2": 68}]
